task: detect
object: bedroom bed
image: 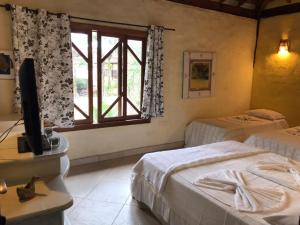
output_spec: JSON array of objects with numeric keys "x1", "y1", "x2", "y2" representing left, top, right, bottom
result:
[
  {"x1": 185, "y1": 109, "x2": 289, "y2": 147},
  {"x1": 131, "y1": 141, "x2": 300, "y2": 225},
  {"x1": 245, "y1": 126, "x2": 300, "y2": 161}
]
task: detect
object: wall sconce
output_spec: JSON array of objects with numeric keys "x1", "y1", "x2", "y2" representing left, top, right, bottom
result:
[{"x1": 278, "y1": 39, "x2": 289, "y2": 56}]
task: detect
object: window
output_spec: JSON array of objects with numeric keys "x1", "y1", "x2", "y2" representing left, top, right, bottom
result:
[{"x1": 70, "y1": 23, "x2": 149, "y2": 130}]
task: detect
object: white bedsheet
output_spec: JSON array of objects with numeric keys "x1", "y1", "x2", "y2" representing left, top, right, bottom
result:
[
  {"x1": 245, "y1": 127, "x2": 300, "y2": 161},
  {"x1": 185, "y1": 115, "x2": 288, "y2": 147},
  {"x1": 132, "y1": 141, "x2": 265, "y2": 194},
  {"x1": 131, "y1": 141, "x2": 300, "y2": 225}
]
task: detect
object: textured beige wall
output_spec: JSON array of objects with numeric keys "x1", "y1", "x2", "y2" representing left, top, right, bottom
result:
[
  {"x1": 0, "y1": 6, "x2": 14, "y2": 115},
  {"x1": 0, "y1": 0, "x2": 256, "y2": 159},
  {"x1": 251, "y1": 13, "x2": 300, "y2": 126}
]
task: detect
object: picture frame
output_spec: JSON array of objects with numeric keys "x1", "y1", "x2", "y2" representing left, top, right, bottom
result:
[
  {"x1": 183, "y1": 51, "x2": 216, "y2": 98},
  {"x1": 0, "y1": 50, "x2": 14, "y2": 80}
]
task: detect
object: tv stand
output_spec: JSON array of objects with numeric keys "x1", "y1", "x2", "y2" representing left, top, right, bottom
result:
[
  {"x1": 0, "y1": 131, "x2": 72, "y2": 225},
  {"x1": 17, "y1": 136, "x2": 30, "y2": 153},
  {"x1": 17, "y1": 135, "x2": 51, "y2": 154}
]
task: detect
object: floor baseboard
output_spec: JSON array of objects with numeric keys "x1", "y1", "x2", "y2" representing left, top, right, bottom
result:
[{"x1": 70, "y1": 141, "x2": 184, "y2": 167}]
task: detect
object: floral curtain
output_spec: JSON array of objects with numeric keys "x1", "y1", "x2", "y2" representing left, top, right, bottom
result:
[
  {"x1": 11, "y1": 5, "x2": 74, "y2": 127},
  {"x1": 141, "y1": 25, "x2": 165, "y2": 119}
]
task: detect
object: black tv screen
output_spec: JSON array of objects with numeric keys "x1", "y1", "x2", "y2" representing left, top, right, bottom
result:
[{"x1": 19, "y1": 58, "x2": 43, "y2": 155}]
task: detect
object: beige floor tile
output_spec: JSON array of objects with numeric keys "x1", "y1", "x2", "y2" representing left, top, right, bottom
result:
[
  {"x1": 107, "y1": 164, "x2": 135, "y2": 181},
  {"x1": 86, "y1": 177, "x2": 131, "y2": 204},
  {"x1": 65, "y1": 170, "x2": 107, "y2": 198},
  {"x1": 65, "y1": 157, "x2": 160, "y2": 225},
  {"x1": 112, "y1": 205, "x2": 161, "y2": 225},
  {"x1": 125, "y1": 195, "x2": 139, "y2": 207},
  {"x1": 65, "y1": 197, "x2": 83, "y2": 215},
  {"x1": 69, "y1": 199, "x2": 123, "y2": 225}
]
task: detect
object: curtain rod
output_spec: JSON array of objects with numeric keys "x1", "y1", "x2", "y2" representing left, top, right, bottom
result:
[{"x1": 0, "y1": 3, "x2": 176, "y2": 31}]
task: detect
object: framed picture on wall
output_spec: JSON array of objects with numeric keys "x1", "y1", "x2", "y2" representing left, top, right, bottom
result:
[
  {"x1": 183, "y1": 51, "x2": 216, "y2": 98},
  {"x1": 0, "y1": 50, "x2": 14, "y2": 80}
]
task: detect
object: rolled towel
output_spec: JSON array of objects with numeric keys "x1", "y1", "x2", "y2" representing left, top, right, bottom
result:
[
  {"x1": 194, "y1": 170, "x2": 287, "y2": 213},
  {"x1": 233, "y1": 115, "x2": 259, "y2": 122}
]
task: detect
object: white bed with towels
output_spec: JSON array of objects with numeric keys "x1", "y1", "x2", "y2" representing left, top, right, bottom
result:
[
  {"x1": 245, "y1": 126, "x2": 300, "y2": 161},
  {"x1": 185, "y1": 109, "x2": 289, "y2": 147},
  {"x1": 131, "y1": 141, "x2": 300, "y2": 225}
]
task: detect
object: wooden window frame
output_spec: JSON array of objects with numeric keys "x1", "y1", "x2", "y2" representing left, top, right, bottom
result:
[
  {"x1": 59, "y1": 22, "x2": 149, "y2": 132},
  {"x1": 71, "y1": 27, "x2": 94, "y2": 126}
]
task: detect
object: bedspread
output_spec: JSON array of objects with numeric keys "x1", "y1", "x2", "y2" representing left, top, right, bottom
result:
[
  {"x1": 245, "y1": 127, "x2": 300, "y2": 161},
  {"x1": 131, "y1": 141, "x2": 300, "y2": 225}
]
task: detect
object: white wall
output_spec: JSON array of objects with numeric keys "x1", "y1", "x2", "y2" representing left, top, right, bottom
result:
[{"x1": 0, "y1": 0, "x2": 256, "y2": 159}]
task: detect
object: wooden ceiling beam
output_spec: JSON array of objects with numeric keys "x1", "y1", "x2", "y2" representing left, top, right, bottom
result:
[
  {"x1": 257, "y1": 0, "x2": 270, "y2": 10},
  {"x1": 261, "y1": 2, "x2": 300, "y2": 18},
  {"x1": 167, "y1": 0, "x2": 257, "y2": 18},
  {"x1": 237, "y1": 0, "x2": 248, "y2": 7},
  {"x1": 256, "y1": 0, "x2": 271, "y2": 17}
]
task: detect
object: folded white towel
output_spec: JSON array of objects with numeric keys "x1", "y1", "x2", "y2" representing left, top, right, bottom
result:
[
  {"x1": 286, "y1": 127, "x2": 300, "y2": 136},
  {"x1": 194, "y1": 170, "x2": 287, "y2": 213},
  {"x1": 234, "y1": 115, "x2": 260, "y2": 122},
  {"x1": 248, "y1": 158, "x2": 300, "y2": 191}
]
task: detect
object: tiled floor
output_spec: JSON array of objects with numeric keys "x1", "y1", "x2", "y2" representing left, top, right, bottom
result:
[{"x1": 65, "y1": 156, "x2": 161, "y2": 225}]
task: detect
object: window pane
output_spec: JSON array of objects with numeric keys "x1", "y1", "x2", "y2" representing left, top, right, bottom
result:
[
  {"x1": 92, "y1": 32, "x2": 98, "y2": 123},
  {"x1": 101, "y1": 36, "x2": 119, "y2": 58},
  {"x1": 102, "y1": 47, "x2": 120, "y2": 118},
  {"x1": 128, "y1": 40, "x2": 142, "y2": 61},
  {"x1": 103, "y1": 101, "x2": 120, "y2": 118},
  {"x1": 127, "y1": 50, "x2": 142, "y2": 115},
  {"x1": 72, "y1": 47, "x2": 89, "y2": 119},
  {"x1": 71, "y1": 33, "x2": 88, "y2": 57},
  {"x1": 127, "y1": 102, "x2": 139, "y2": 116},
  {"x1": 74, "y1": 108, "x2": 86, "y2": 120}
]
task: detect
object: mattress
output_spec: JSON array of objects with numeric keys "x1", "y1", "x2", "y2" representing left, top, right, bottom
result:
[
  {"x1": 245, "y1": 127, "x2": 300, "y2": 161},
  {"x1": 185, "y1": 115, "x2": 288, "y2": 147},
  {"x1": 131, "y1": 141, "x2": 300, "y2": 225}
]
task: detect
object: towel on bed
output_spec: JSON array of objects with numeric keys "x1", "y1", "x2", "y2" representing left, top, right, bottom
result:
[
  {"x1": 132, "y1": 141, "x2": 266, "y2": 194},
  {"x1": 286, "y1": 127, "x2": 300, "y2": 136},
  {"x1": 193, "y1": 170, "x2": 287, "y2": 213},
  {"x1": 248, "y1": 157, "x2": 300, "y2": 191},
  {"x1": 233, "y1": 115, "x2": 261, "y2": 122}
]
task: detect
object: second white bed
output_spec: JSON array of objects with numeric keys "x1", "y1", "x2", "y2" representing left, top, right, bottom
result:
[
  {"x1": 245, "y1": 126, "x2": 300, "y2": 161},
  {"x1": 185, "y1": 114, "x2": 288, "y2": 147}
]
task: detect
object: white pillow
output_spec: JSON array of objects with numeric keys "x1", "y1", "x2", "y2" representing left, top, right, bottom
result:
[{"x1": 246, "y1": 109, "x2": 285, "y2": 120}]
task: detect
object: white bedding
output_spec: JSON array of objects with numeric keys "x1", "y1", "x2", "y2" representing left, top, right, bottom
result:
[
  {"x1": 131, "y1": 141, "x2": 300, "y2": 225},
  {"x1": 185, "y1": 115, "x2": 288, "y2": 147},
  {"x1": 245, "y1": 127, "x2": 300, "y2": 161},
  {"x1": 132, "y1": 141, "x2": 264, "y2": 194}
]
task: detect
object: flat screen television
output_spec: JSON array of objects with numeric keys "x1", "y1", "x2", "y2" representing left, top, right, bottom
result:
[{"x1": 18, "y1": 58, "x2": 43, "y2": 155}]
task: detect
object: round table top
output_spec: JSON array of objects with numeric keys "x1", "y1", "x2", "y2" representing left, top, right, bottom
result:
[{"x1": 0, "y1": 131, "x2": 69, "y2": 164}]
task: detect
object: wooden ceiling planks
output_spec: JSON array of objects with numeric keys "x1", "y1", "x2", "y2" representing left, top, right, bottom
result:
[
  {"x1": 167, "y1": 0, "x2": 299, "y2": 19},
  {"x1": 167, "y1": 0, "x2": 257, "y2": 18}
]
